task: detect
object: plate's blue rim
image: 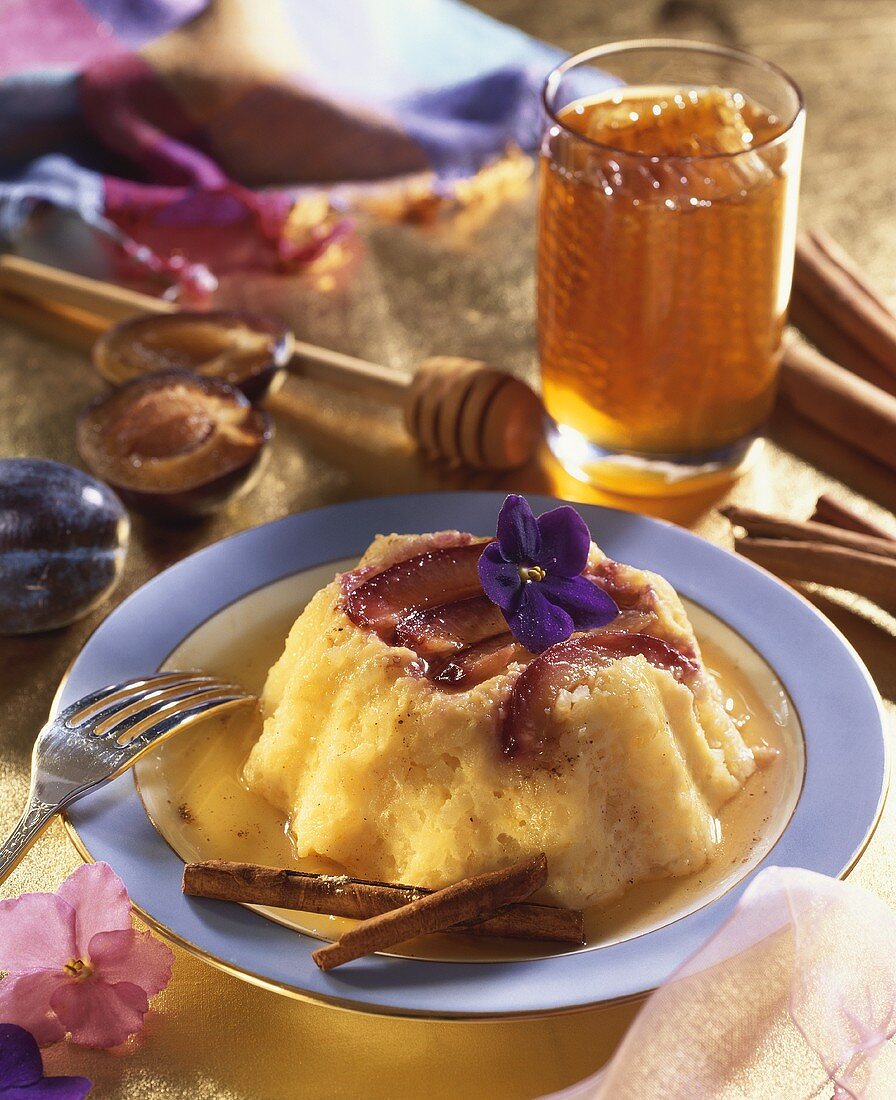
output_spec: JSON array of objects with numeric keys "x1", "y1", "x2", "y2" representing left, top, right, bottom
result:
[{"x1": 57, "y1": 491, "x2": 889, "y2": 1019}]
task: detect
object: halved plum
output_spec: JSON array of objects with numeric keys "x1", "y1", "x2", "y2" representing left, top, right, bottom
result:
[
  {"x1": 344, "y1": 541, "x2": 488, "y2": 641},
  {"x1": 502, "y1": 632, "x2": 699, "y2": 760},
  {"x1": 92, "y1": 310, "x2": 293, "y2": 403},
  {"x1": 76, "y1": 371, "x2": 272, "y2": 520}
]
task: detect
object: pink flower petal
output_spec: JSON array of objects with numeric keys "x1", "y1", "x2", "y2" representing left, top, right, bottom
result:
[
  {"x1": 50, "y1": 978, "x2": 149, "y2": 1049},
  {"x1": 57, "y1": 863, "x2": 132, "y2": 954},
  {"x1": 0, "y1": 893, "x2": 76, "y2": 973},
  {"x1": 0, "y1": 972, "x2": 67, "y2": 1047},
  {"x1": 87, "y1": 928, "x2": 174, "y2": 998}
]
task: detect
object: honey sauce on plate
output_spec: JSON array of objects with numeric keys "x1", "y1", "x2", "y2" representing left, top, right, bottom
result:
[{"x1": 136, "y1": 568, "x2": 803, "y2": 963}]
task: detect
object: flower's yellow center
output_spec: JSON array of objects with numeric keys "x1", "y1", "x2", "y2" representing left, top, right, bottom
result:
[
  {"x1": 64, "y1": 958, "x2": 93, "y2": 981},
  {"x1": 519, "y1": 565, "x2": 546, "y2": 583}
]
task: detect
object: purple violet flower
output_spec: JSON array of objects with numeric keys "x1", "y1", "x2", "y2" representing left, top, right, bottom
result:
[
  {"x1": 478, "y1": 495, "x2": 618, "y2": 653},
  {"x1": 0, "y1": 1024, "x2": 91, "y2": 1099}
]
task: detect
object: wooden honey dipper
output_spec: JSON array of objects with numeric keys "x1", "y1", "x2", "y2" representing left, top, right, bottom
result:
[{"x1": 0, "y1": 254, "x2": 544, "y2": 471}]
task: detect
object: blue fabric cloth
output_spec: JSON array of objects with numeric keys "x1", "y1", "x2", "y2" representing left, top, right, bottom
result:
[{"x1": 277, "y1": 0, "x2": 567, "y2": 176}]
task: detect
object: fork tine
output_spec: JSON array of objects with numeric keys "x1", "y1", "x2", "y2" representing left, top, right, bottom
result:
[
  {"x1": 89, "y1": 679, "x2": 246, "y2": 740},
  {"x1": 112, "y1": 691, "x2": 253, "y2": 752},
  {"x1": 103, "y1": 685, "x2": 252, "y2": 745},
  {"x1": 63, "y1": 673, "x2": 232, "y2": 730},
  {"x1": 58, "y1": 677, "x2": 155, "y2": 727},
  {"x1": 61, "y1": 673, "x2": 198, "y2": 726}
]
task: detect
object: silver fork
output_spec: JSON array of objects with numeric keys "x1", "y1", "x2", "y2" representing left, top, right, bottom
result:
[{"x1": 0, "y1": 671, "x2": 256, "y2": 885}]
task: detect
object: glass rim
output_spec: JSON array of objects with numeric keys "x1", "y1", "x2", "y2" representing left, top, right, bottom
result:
[{"x1": 542, "y1": 38, "x2": 806, "y2": 162}]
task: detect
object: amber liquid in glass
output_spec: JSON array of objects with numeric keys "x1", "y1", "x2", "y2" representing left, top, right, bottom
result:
[{"x1": 538, "y1": 86, "x2": 793, "y2": 462}]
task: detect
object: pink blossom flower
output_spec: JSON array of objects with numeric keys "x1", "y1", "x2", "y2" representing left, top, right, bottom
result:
[{"x1": 0, "y1": 862, "x2": 174, "y2": 1049}]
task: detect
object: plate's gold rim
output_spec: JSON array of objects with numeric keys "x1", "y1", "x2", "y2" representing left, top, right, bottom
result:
[{"x1": 51, "y1": 532, "x2": 891, "y2": 1021}]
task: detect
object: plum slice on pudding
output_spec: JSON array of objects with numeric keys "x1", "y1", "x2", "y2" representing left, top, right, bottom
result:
[
  {"x1": 425, "y1": 610, "x2": 659, "y2": 688},
  {"x1": 501, "y1": 632, "x2": 699, "y2": 759},
  {"x1": 394, "y1": 595, "x2": 509, "y2": 659},
  {"x1": 429, "y1": 634, "x2": 525, "y2": 686},
  {"x1": 343, "y1": 533, "x2": 669, "y2": 692},
  {"x1": 344, "y1": 540, "x2": 488, "y2": 640}
]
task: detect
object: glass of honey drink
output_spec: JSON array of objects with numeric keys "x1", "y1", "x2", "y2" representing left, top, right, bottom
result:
[{"x1": 538, "y1": 42, "x2": 804, "y2": 494}]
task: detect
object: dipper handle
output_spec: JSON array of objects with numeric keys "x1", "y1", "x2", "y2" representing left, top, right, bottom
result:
[
  {"x1": 290, "y1": 339, "x2": 408, "y2": 405},
  {"x1": 0, "y1": 255, "x2": 544, "y2": 469}
]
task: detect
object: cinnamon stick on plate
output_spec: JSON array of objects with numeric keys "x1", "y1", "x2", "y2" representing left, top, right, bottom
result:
[
  {"x1": 312, "y1": 854, "x2": 548, "y2": 972},
  {"x1": 721, "y1": 506, "x2": 896, "y2": 561},
  {"x1": 794, "y1": 229, "x2": 896, "y2": 382},
  {"x1": 810, "y1": 494, "x2": 896, "y2": 542},
  {"x1": 779, "y1": 339, "x2": 896, "y2": 475},
  {"x1": 183, "y1": 859, "x2": 584, "y2": 944}
]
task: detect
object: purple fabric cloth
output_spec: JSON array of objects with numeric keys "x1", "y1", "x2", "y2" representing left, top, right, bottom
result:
[
  {"x1": 0, "y1": 0, "x2": 602, "y2": 276},
  {"x1": 80, "y1": 0, "x2": 208, "y2": 43}
]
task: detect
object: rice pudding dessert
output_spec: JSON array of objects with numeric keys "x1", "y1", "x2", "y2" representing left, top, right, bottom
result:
[{"x1": 244, "y1": 499, "x2": 761, "y2": 910}]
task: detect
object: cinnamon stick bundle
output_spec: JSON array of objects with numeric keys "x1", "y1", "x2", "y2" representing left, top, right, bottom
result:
[
  {"x1": 810, "y1": 494, "x2": 896, "y2": 541},
  {"x1": 312, "y1": 854, "x2": 548, "y2": 971},
  {"x1": 735, "y1": 538, "x2": 896, "y2": 610},
  {"x1": 779, "y1": 339, "x2": 896, "y2": 474},
  {"x1": 794, "y1": 229, "x2": 896, "y2": 382},
  {"x1": 721, "y1": 506, "x2": 896, "y2": 561},
  {"x1": 183, "y1": 858, "x2": 584, "y2": 944}
]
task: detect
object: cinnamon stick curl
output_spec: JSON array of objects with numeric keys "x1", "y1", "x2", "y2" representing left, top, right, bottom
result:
[
  {"x1": 779, "y1": 339, "x2": 896, "y2": 475},
  {"x1": 794, "y1": 229, "x2": 896, "y2": 382},
  {"x1": 721, "y1": 506, "x2": 896, "y2": 561},
  {"x1": 734, "y1": 537, "x2": 896, "y2": 611},
  {"x1": 810, "y1": 495, "x2": 896, "y2": 542}
]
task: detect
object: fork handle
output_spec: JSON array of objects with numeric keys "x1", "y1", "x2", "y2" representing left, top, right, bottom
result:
[{"x1": 0, "y1": 793, "x2": 59, "y2": 886}]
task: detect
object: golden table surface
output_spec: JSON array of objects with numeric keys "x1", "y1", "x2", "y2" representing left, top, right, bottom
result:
[{"x1": 2, "y1": 2, "x2": 895, "y2": 1097}]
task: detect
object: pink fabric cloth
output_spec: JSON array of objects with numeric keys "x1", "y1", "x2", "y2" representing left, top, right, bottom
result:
[
  {"x1": 542, "y1": 867, "x2": 896, "y2": 1099},
  {"x1": 0, "y1": 0, "x2": 129, "y2": 75}
]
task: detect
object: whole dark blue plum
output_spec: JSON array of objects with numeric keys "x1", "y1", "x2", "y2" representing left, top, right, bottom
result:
[{"x1": 0, "y1": 459, "x2": 129, "y2": 634}]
